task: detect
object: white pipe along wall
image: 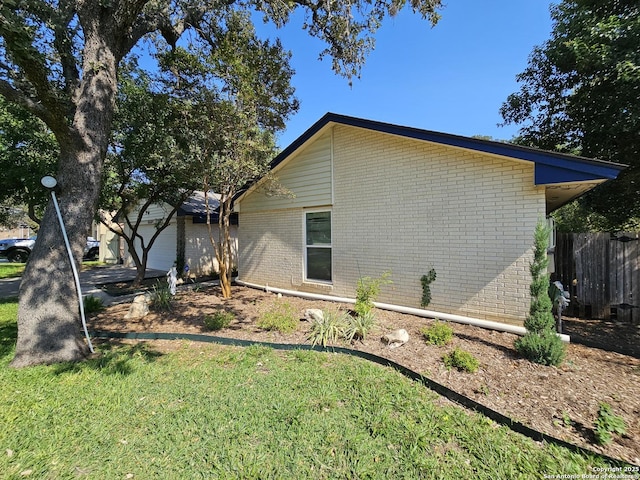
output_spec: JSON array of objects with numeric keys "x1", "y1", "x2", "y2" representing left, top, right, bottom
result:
[{"x1": 235, "y1": 279, "x2": 571, "y2": 343}]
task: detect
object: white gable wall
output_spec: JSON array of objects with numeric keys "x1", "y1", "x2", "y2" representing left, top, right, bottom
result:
[{"x1": 238, "y1": 125, "x2": 546, "y2": 324}]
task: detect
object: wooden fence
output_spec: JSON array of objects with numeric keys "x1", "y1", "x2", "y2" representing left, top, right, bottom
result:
[{"x1": 553, "y1": 232, "x2": 640, "y2": 323}]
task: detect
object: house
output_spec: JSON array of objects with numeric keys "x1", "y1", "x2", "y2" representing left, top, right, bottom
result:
[
  {"x1": 124, "y1": 191, "x2": 238, "y2": 275},
  {"x1": 234, "y1": 113, "x2": 625, "y2": 325}
]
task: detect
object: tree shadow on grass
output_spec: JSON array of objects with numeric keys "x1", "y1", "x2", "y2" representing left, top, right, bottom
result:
[
  {"x1": 0, "y1": 321, "x2": 17, "y2": 360},
  {"x1": 1, "y1": 310, "x2": 164, "y2": 375},
  {"x1": 0, "y1": 294, "x2": 164, "y2": 374},
  {"x1": 51, "y1": 340, "x2": 164, "y2": 376},
  {"x1": 0, "y1": 297, "x2": 18, "y2": 361}
]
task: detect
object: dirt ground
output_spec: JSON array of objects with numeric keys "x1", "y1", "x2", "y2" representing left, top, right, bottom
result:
[{"x1": 89, "y1": 285, "x2": 640, "y2": 466}]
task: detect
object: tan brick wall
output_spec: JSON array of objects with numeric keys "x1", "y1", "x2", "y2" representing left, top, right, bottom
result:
[
  {"x1": 329, "y1": 125, "x2": 544, "y2": 324},
  {"x1": 238, "y1": 207, "x2": 336, "y2": 295},
  {"x1": 238, "y1": 124, "x2": 547, "y2": 324},
  {"x1": 238, "y1": 209, "x2": 305, "y2": 289}
]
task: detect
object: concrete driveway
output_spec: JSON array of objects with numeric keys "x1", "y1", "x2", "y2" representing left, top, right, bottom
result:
[{"x1": 0, "y1": 265, "x2": 166, "y2": 304}]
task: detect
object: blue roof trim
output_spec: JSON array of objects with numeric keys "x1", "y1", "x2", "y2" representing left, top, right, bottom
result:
[
  {"x1": 271, "y1": 113, "x2": 626, "y2": 185},
  {"x1": 535, "y1": 164, "x2": 605, "y2": 185}
]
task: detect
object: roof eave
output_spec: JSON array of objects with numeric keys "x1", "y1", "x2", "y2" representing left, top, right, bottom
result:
[{"x1": 235, "y1": 112, "x2": 628, "y2": 204}]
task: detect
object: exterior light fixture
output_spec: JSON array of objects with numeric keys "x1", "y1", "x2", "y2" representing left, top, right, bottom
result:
[{"x1": 40, "y1": 175, "x2": 58, "y2": 189}]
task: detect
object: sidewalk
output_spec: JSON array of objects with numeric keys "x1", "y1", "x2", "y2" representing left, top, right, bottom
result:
[{"x1": 0, "y1": 265, "x2": 166, "y2": 305}]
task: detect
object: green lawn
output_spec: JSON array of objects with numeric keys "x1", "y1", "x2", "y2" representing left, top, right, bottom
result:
[
  {"x1": 0, "y1": 299, "x2": 618, "y2": 479},
  {"x1": 0, "y1": 263, "x2": 25, "y2": 279}
]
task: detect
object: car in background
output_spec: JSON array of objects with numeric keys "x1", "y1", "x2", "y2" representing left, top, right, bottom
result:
[
  {"x1": 0, "y1": 237, "x2": 35, "y2": 263},
  {"x1": 84, "y1": 237, "x2": 100, "y2": 261},
  {"x1": 0, "y1": 236, "x2": 100, "y2": 263}
]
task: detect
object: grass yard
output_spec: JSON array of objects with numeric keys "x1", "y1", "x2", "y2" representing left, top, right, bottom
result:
[
  {"x1": 0, "y1": 263, "x2": 25, "y2": 279},
  {"x1": 0, "y1": 299, "x2": 621, "y2": 479}
]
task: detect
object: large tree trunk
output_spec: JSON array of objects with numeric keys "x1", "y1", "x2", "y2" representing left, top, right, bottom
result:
[
  {"x1": 11, "y1": 202, "x2": 91, "y2": 367},
  {"x1": 11, "y1": 30, "x2": 117, "y2": 367}
]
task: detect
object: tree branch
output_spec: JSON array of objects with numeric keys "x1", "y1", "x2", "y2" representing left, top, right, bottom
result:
[
  {"x1": 52, "y1": 0, "x2": 81, "y2": 96},
  {"x1": 0, "y1": 79, "x2": 51, "y2": 124},
  {"x1": 0, "y1": 6, "x2": 71, "y2": 135},
  {"x1": 124, "y1": 1, "x2": 224, "y2": 54}
]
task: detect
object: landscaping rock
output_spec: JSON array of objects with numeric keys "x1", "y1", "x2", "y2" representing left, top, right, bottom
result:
[
  {"x1": 124, "y1": 294, "x2": 150, "y2": 320},
  {"x1": 303, "y1": 308, "x2": 324, "y2": 322},
  {"x1": 382, "y1": 329, "x2": 409, "y2": 348}
]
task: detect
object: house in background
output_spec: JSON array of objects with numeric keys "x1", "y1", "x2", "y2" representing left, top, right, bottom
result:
[
  {"x1": 234, "y1": 113, "x2": 624, "y2": 325},
  {"x1": 124, "y1": 191, "x2": 238, "y2": 275}
]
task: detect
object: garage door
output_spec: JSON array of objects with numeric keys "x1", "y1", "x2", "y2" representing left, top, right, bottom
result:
[{"x1": 134, "y1": 222, "x2": 177, "y2": 272}]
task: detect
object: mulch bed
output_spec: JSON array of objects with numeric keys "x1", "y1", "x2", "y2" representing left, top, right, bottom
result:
[
  {"x1": 563, "y1": 316, "x2": 640, "y2": 358},
  {"x1": 88, "y1": 285, "x2": 640, "y2": 466}
]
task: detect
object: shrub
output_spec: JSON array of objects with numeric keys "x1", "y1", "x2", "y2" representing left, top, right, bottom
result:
[
  {"x1": 420, "y1": 269, "x2": 437, "y2": 307},
  {"x1": 344, "y1": 311, "x2": 377, "y2": 342},
  {"x1": 354, "y1": 272, "x2": 391, "y2": 318},
  {"x1": 443, "y1": 348, "x2": 479, "y2": 373},
  {"x1": 420, "y1": 320, "x2": 453, "y2": 346},
  {"x1": 83, "y1": 295, "x2": 105, "y2": 314},
  {"x1": 257, "y1": 301, "x2": 299, "y2": 334},
  {"x1": 524, "y1": 221, "x2": 556, "y2": 334},
  {"x1": 204, "y1": 311, "x2": 234, "y2": 331},
  {"x1": 150, "y1": 280, "x2": 173, "y2": 311},
  {"x1": 516, "y1": 220, "x2": 566, "y2": 365},
  {"x1": 594, "y1": 403, "x2": 626, "y2": 446},
  {"x1": 514, "y1": 331, "x2": 566, "y2": 367},
  {"x1": 307, "y1": 310, "x2": 349, "y2": 347}
]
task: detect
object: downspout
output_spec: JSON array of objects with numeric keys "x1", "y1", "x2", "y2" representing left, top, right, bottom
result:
[{"x1": 235, "y1": 279, "x2": 571, "y2": 342}]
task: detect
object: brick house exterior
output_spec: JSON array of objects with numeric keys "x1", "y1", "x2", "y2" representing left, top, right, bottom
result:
[{"x1": 235, "y1": 114, "x2": 624, "y2": 325}]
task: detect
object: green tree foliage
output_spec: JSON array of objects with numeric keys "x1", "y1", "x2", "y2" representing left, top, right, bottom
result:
[
  {"x1": 100, "y1": 67, "x2": 197, "y2": 285},
  {"x1": 501, "y1": 0, "x2": 640, "y2": 231},
  {"x1": 0, "y1": 97, "x2": 57, "y2": 226},
  {"x1": 156, "y1": 11, "x2": 299, "y2": 297},
  {"x1": 354, "y1": 272, "x2": 392, "y2": 318},
  {"x1": 550, "y1": 199, "x2": 620, "y2": 233},
  {"x1": 0, "y1": 0, "x2": 442, "y2": 367},
  {"x1": 525, "y1": 223, "x2": 555, "y2": 333}
]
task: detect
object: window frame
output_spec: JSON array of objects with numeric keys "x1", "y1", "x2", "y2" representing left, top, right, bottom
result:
[{"x1": 304, "y1": 209, "x2": 332, "y2": 284}]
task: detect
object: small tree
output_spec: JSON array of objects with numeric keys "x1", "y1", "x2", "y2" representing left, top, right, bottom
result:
[
  {"x1": 515, "y1": 221, "x2": 566, "y2": 366},
  {"x1": 354, "y1": 272, "x2": 392, "y2": 318},
  {"x1": 161, "y1": 12, "x2": 299, "y2": 298},
  {"x1": 100, "y1": 69, "x2": 196, "y2": 285}
]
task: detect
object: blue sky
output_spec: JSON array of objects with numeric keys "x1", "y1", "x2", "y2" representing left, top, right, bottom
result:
[{"x1": 255, "y1": 1, "x2": 555, "y2": 149}]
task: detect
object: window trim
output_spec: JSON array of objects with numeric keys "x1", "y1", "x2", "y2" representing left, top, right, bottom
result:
[{"x1": 304, "y1": 208, "x2": 332, "y2": 284}]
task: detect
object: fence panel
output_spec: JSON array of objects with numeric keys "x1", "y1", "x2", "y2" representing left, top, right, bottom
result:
[{"x1": 554, "y1": 232, "x2": 639, "y2": 323}]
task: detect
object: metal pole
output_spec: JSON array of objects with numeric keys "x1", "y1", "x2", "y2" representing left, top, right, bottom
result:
[{"x1": 48, "y1": 189, "x2": 94, "y2": 353}]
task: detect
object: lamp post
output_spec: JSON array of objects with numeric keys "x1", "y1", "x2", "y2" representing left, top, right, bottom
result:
[{"x1": 41, "y1": 176, "x2": 94, "y2": 353}]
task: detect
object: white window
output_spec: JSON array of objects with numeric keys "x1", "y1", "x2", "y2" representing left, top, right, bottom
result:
[{"x1": 305, "y1": 210, "x2": 332, "y2": 282}]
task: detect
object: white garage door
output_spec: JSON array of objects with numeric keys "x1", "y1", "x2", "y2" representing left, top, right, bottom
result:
[{"x1": 134, "y1": 222, "x2": 177, "y2": 272}]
